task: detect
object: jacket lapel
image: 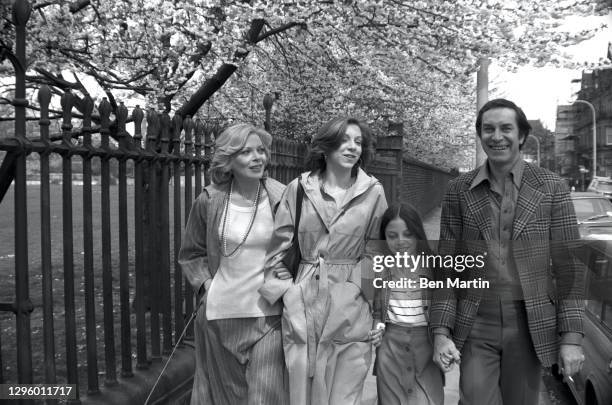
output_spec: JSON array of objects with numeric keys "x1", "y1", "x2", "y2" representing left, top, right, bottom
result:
[
  {"x1": 463, "y1": 184, "x2": 493, "y2": 240},
  {"x1": 512, "y1": 165, "x2": 545, "y2": 239}
]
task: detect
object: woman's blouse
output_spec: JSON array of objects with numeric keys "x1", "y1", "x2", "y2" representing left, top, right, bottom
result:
[{"x1": 206, "y1": 199, "x2": 282, "y2": 320}]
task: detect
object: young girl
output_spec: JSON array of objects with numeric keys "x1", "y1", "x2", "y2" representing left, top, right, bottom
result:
[{"x1": 373, "y1": 203, "x2": 444, "y2": 405}]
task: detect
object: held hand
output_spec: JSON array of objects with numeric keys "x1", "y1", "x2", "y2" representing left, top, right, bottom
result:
[
  {"x1": 433, "y1": 334, "x2": 461, "y2": 372},
  {"x1": 274, "y1": 268, "x2": 293, "y2": 280},
  {"x1": 368, "y1": 328, "x2": 384, "y2": 347},
  {"x1": 559, "y1": 344, "x2": 585, "y2": 379}
]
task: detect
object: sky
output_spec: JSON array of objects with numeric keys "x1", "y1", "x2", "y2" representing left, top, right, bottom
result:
[{"x1": 491, "y1": 12, "x2": 612, "y2": 131}]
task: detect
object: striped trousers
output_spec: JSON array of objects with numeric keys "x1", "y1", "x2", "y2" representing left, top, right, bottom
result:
[{"x1": 191, "y1": 311, "x2": 288, "y2": 405}]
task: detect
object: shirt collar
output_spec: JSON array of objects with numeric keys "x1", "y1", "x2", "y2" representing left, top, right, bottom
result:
[{"x1": 470, "y1": 159, "x2": 525, "y2": 190}]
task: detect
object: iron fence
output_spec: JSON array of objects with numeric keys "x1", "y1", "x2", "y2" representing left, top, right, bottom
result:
[{"x1": 0, "y1": 83, "x2": 306, "y2": 404}]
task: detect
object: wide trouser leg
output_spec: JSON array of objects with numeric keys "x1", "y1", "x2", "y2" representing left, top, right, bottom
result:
[
  {"x1": 247, "y1": 317, "x2": 289, "y2": 405},
  {"x1": 499, "y1": 301, "x2": 541, "y2": 405},
  {"x1": 190, "y1": 304, "x2": 214, "y2": 405},
  {"x1": 459, "y1": 300, "x2": 541, "y2": 405},
  {"x1": 206, "y1": 316, "x2": 286, "y2": 405}
]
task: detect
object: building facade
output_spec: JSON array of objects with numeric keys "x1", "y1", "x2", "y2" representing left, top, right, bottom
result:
[{"x1": 555, "y1": 67, "x2": 612, "y2": 189}]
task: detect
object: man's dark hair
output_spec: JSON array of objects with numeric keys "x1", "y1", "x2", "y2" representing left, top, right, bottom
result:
[{"x1": 475, "y1": 98, "x2": 531, "y2": 149}]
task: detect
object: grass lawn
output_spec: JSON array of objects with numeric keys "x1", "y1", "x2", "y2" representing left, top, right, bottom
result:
[{"x1": 0, "y1": 181, "x2": 185, "y2": 396}]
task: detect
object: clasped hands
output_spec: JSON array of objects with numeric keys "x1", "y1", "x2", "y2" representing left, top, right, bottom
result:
[
  {"x1": 433, "y1": 334, "x2": 461, "y2": 372},
  {"x1": 431, "y1": 335, "x2": 585, "y2": 377}
]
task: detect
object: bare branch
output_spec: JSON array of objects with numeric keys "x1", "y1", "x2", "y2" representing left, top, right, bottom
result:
[{"x1": 256, "y1": 22, "x2": 307, "y2": 42}]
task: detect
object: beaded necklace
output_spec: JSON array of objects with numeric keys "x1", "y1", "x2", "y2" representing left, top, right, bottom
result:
[{"x1": 219, "y1": 180, "x2": 262, "y2": 258}]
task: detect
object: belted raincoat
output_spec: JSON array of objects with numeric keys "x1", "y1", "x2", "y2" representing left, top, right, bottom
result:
[{"x1": 260, "y1": 168, "x2": 387, "y2": 405}]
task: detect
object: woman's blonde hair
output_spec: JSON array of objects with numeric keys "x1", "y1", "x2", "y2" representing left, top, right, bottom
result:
[{"x1": 210, "y1": 123, "x2": 273, "y2": 184}]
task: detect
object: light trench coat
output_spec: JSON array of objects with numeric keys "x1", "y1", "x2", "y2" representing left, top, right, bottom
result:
[{"x1": 260, "y1": 168, "x2": 388, "y2": 405}]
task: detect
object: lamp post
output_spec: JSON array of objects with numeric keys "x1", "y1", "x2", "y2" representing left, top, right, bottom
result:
[
  {"x1": 579, "y1": 165, "x2": 589, "y2": 191},
  {"x1": 573, "y1": 99, "x2": 597, "y2": 177},
  {"x1": 527, "y1": 134, "x2": 540, "y2": 166},
  {"x1": 475, "y1": 58, "x2": 489, "y2": 168}
]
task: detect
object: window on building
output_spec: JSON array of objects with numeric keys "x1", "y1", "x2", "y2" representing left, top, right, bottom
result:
[{"x1": 606, "y1": 127, "x2": 612, "y2": 145}]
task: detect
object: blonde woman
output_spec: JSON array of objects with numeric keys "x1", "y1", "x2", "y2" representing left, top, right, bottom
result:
[
  {"x1": 179, "y1": 123, "x2": 288, "y2": 405},
  {"x1": 260, "y1": 117, "x2": 388, "y2": 405}
]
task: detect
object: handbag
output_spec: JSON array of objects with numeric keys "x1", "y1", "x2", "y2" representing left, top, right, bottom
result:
[{"x1": 282, "y1": 179, "x2": 305, "y2": 280}]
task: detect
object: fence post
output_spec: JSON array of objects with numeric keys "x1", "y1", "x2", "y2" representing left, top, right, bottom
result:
[
  {"x1": 81, "y1": 93, "x2": 100, "y2": 394},
  {"x1": 147, "y1": 109, "x2": 162, "y2": 361},
  {"x1": 134, "y1": 106, "x2": 149, "y2": 370},
  {"x1": 194, "y1": 119, "x2": 204, "y2": 196},
  {"x1": 59, "y1": 91, "x2": 83, "y2": 403},
  {"x1": 172, "y1": 113, "x2": 184, "y2": 344},
  {"x1": 99, "y1": 97, "x2": 118, "y2": 387},
  {"x1": 12, "y1": 0, "x2": 33, "y2": 392},
  {"x1": 116, "y1": 101, "x2": 134, "y2": 378},
  {"x1": 145, "y1": 109, "x2": 161, "y2": 360},
  {"x1": 181, "y1": 115, "x2": 195, "y2": 336},
  {"x1": 159, "y1": 112, "x2": 173, "y2": 355},
  {"x1": 38, "y1": 85, "x2": 58, "y2": 399}
]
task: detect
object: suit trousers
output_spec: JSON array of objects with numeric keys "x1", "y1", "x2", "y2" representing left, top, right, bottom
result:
[{"x1": 459, "y1": 299, "x2": 541, "y2": 405}]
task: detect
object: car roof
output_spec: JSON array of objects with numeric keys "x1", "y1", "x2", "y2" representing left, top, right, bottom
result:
[
  {"x1": 571, "y1": 191, "x2": 609, "y2": 198},
  {"x1": 591, "y1": 176, "x2": 612, "y2": 183}
]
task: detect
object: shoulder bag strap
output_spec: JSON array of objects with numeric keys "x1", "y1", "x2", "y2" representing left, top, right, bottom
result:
[{"x1": 294, "y1": 180, "x2": 304, "y2": 235}]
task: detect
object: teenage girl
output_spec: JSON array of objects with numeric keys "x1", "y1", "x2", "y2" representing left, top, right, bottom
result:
[{"x1": 373, "y1": 203, "x2": 444, "y2": 405}]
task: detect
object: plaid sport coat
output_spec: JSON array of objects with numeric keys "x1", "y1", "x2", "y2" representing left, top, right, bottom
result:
[{"x1": 429, "y1": 161, "x2": 584, "y2": 367}]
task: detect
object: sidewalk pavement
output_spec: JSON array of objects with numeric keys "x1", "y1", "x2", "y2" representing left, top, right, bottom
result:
[{"x1": 361, "y1": 206, "x2": 551, "y2": 405}]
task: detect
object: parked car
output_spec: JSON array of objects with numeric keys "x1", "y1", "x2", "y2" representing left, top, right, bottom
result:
[
  {"x1": 561, "y1": 192, "x2": 612, "y2": 405},
  {"x1": 571, "y1": 192, "x2": 612, "y2": 240},
  {"x1": 587, "y1": 176, "x2": 612, "y2": 200},
  {"x1": 560, "y1": 239, "x2": 612, "y2": 405}
]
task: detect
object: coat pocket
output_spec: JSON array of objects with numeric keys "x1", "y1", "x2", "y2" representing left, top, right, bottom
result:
[{"x1": 324, "y1": 281, "x2": 373, "y2": 344}]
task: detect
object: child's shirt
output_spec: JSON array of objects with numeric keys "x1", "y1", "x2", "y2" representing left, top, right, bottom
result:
[{"x1": 386, "y1": 266, "x2": 427, "y2": 326}]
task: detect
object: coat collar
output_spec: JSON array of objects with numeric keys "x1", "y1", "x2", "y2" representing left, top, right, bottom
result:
[
  {"x1": 299, "y1": 167, "x2": 379, "y2": 228},
  {"x1": 462, "y1": 161, "x2": 545, "y2": 240}
]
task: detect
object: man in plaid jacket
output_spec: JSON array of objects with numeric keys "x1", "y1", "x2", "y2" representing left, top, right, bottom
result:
[{"x1": 429, "y1": 99, "x2": 585, "y2": 405}]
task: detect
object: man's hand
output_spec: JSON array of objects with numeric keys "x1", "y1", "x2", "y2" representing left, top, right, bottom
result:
[
  {"x1": 433, "y1": 334, "x2": 461, "y2": 372},
  {"x1": 559, "y1": 344, "x2": 585, "y2": 378}
]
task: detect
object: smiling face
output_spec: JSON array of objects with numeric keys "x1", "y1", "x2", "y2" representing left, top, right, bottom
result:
[
  {"x1": 327, "y1": 124, "x2": 362, "y2": 173},
  {"x1": 384, "y1": 217, "x2": 418, "y2": 255},
  {"x1": 229, "y1": 133, "x2": 267, "y2": 181},
  {"x1": 480, "y1": 107, "x2": 525, "y2": 168}
]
